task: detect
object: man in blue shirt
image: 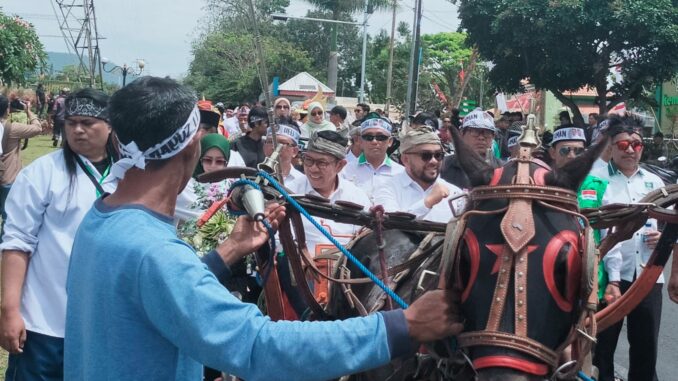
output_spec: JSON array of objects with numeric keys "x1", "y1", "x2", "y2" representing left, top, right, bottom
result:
[{"x1": 64, "y1": 77, "x2": 463, "y2": 381}]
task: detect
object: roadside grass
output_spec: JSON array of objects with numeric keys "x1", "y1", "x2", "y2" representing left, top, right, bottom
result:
[{"x1": 0, "y1": 134, "x2": 58, "y2": 376}]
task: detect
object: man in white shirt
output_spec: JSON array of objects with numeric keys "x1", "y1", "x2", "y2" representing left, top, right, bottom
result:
[
  {"x1": 374, "y1": 127, "x2": 464, "y2": 223},
  {"x1": 591, "y1": 116, "x2": 664, "y2": 381},
  {"x1": 341, "y1": 115, "x2": 404, "y2": 203},
  {"x1": 288, "y1": 130, "x2": 370, "y2": 303},
  {"x1": 263, "y1": 121, "x2": 304, "y2": 188},
  {"x1": 345, "y1": 125, "x2": 362, "y2": 165}
]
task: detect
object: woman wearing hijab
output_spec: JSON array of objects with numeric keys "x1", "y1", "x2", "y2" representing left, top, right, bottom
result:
[
  {"x1": 194, "y1": 133, "x2": 231, "y2": 177},
  {"x1": 300, "y1": 101, "x2": 335, "y2": 139}
]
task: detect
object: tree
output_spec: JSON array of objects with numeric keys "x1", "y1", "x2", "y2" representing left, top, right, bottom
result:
[
  {"x1": 0, "y1": 10, "x2": 47, "y2": 86},
  {"x1": 185, "y1": 31, "x2": 314, "y2": 103},
  {"x1": 366, "y1": 22, "x2": 411, "y2": 107},
  {"x1": 455, "y1": 0, "x2": 678, "y2": 125},
  {"x1": 282, "y1": 10, "x2": 363, "y2": 97},
  {"x1": 300, "y1": 0, "x2": 391, "y2": 92},
  {"x1": 420, "y1": 32, "x2": 483, "y2": 111}
]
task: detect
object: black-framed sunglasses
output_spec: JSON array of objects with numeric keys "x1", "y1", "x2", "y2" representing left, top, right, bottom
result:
[
  {"x1": 558, "y1": 146, "x2": 586, "y2": 157},
  {"x1": 361, "y1": 134, "x2": 389, "y2": 142},
  {"x1": 311, "y1": 111, "x2": 323, "y2": 117},
  {"x1": 405, "y1": 151, "x2": 445, "y2": 162},
  {"x1": 275, "y1": 105, "x2": 290, "y2": 110}
]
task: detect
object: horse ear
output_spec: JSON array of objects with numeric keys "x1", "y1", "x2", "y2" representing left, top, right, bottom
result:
[
  {"x1": 448, "y1": 125, "x2": 494, "y2": 186},
  {"x1": 544, "y1": 137, "x2": 608, "y2": 191}
]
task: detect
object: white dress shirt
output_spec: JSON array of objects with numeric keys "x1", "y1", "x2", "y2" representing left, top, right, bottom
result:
[
  {"x1": 345, "y1": 149, "x2": 359, "y2": 165},
  {"x1": 591, "y1": 157, "x2": 608, "y2": 174},
  {"x1": 287, "y1": 175, "x2": 370, "y2": 257},
  {"x1": 592, "y1": 161, "x2": 665, "y2": 283},
  {"x1": 228, "y1": 150, "x2": 246, "y2": 167},
  {"x1": 282, "y1": 166, "x2": 305, "y2": 191},
  {"x1": 0, "y1": 151, "x2": 118, "y2": 337},
  {"x1": 373, "y1": 171, "x2": 465, "y2": 223},
  {"x1": 341, "y1": 153, "x2": 405, "y2": 204}
]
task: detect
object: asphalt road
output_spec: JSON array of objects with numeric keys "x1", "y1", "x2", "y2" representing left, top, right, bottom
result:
[{"x1": 613, "y1": 256, "x2": 676, "y2": 380}]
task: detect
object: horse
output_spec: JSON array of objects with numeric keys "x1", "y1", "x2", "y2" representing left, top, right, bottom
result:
[
  {"x1": 324, "y1": 229, "x2": 445, "y2": 381},
  {"x1": 323, "y1": 119, "x2": 607, "y2": 381}
]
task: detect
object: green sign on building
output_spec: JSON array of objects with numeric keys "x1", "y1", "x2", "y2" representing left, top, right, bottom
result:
[{"x1": 657, "y1": 77, "x2": 678, "y2": 135}]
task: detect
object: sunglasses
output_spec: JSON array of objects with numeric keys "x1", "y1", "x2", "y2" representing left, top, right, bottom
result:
[
  {"x1": 558, "y1": 146, "x2": 586, "y2": 157},
  {"x1": 361, "y1": 134, "x2": 390, "y2": 142},
  {"x1": 275, "y1": 105, "x2": 290, "y2": 110},
  {"x1": 201, "y1": 157, "x2": 227, "y2": 167},
  {"x1": 405, "y1": 151, "x2": 445, "y2": 162},
  {"x1": 311, "y1": 111, "x2": 323, "y2": 117},
  {"x1": 614, "y1": 140, "x2": 644, "y2": 152}
]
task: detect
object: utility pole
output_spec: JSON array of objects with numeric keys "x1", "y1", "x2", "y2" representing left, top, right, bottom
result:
[
  {"x1": 404, "y1": 0, "x2": 423, "y2": 129},
  {"x1": 358, "y1": 1, "x2": 369, "y2": 103},
  {"x1": 384, "y1": 0, "x2": 397, "y2": 118},
  {"x1": 54, "y1": 0, "x2": 104, "y2": 88},
  {"x1": 328, "y1": 22, "x2": 338, "y2": 103}
]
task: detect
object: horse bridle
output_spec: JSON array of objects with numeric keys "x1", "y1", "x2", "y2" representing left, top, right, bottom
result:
[{"x1": 439, "y1": 147, "x2": 599, "y2": 379}]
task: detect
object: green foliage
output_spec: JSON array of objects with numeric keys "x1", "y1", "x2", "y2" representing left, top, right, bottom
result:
[
  {"x1": 455, "y1": 0, "x2": 678, "y2": 121},
  {"x1": 420, "y1": 32, "x2": 472, "y2": 102},
  {"x1": 366, "y1": 26, "x2": 411, "y2": 107},
  {"x1": 282, "y1": 9, "x2": 363, "y2": 97},
  {"x1": 185, "y1": 31, "x2": 314, "y2": 102},
  {"x1": 0, "y1": 10, "x2": 47, "y2": 86}
]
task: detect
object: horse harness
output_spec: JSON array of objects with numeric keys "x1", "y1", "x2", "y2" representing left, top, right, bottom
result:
[{"x1": 439, "y1": 146, "x2": 600, "y2": 379}]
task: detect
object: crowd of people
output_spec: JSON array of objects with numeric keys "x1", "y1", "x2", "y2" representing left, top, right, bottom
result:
[{"x1": 0, "y1": 78, "x2": 676, "y2": 381}]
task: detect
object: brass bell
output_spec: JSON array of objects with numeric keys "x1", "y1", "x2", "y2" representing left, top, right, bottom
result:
[{"x1": 518, "y1": 114, "x2": 541, "y2": 148}]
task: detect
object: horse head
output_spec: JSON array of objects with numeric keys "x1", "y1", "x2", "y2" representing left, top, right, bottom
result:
[{"x1": 446, "y1": 123, "x2": 605, "y2": 380}]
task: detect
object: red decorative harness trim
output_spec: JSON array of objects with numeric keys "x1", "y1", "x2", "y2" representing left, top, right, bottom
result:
[
  {"x1": 542, "y1": 230, "x2": 580, "y2": 312},
  {"x1": 474, "y1": 355, "x2": 549, "y2": 376},
  {"x1": 489, "y1": 167, "x2": 504, "y2": 186},
  {"x1": 461, "y1": 229, "x2": 480, "y2": 303}
]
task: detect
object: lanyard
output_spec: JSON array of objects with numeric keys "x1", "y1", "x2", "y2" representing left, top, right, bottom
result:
[{"x1": 74, "y1": 155, "x2": 110, "y2": 197}]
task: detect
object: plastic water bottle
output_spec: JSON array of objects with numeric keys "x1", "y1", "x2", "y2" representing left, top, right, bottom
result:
[{"x1": 642, "y1": 222, "x2": 652, "y2": 243}]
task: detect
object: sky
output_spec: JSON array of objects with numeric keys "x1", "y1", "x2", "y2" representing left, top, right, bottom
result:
[{"x1": 2, "y1": 0, "x2": 460, "y2": 78}]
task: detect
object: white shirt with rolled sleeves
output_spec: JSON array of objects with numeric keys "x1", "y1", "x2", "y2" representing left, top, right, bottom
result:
[
  {"x1": 373, "y1": 172, "x2": 465, "y2": 223},
  {"x1": 592, "y1": 161, "x2": 665, "y2": 283},
  {"x1": 0, "y1": 150, "x2": 118, "y2": 338},
  {"x1": 341, "y1": 153, "x2": 405, "y2": 205},
  {"x1": 287, "y1": 175, "x2": 370, "y2": 257}
]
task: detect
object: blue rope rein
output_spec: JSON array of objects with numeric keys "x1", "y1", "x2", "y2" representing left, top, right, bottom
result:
[
  {"x1": 255, "y1": 171, "x2": 409, "y2": 309},
  {"x1": 230, "y1": 174, "x2": 598, "y2": 378}
]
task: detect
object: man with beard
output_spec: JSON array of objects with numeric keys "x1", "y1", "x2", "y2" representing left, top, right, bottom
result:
[
  {"x1": 374, "y1": 128, "x2": 463, "y2": 223},
  {"x1": 441, "y1": 108, "x2": 502, "y2": 190}
]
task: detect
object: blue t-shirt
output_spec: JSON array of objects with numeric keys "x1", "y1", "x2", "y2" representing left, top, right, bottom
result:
[{"x1": 65, "y1": 199, "x2": 412, "y2": 380}]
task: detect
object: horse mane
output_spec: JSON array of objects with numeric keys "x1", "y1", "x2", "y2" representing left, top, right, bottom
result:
[{"x1": 449, "y1": 122, "x2": 607, "y2": 191}]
